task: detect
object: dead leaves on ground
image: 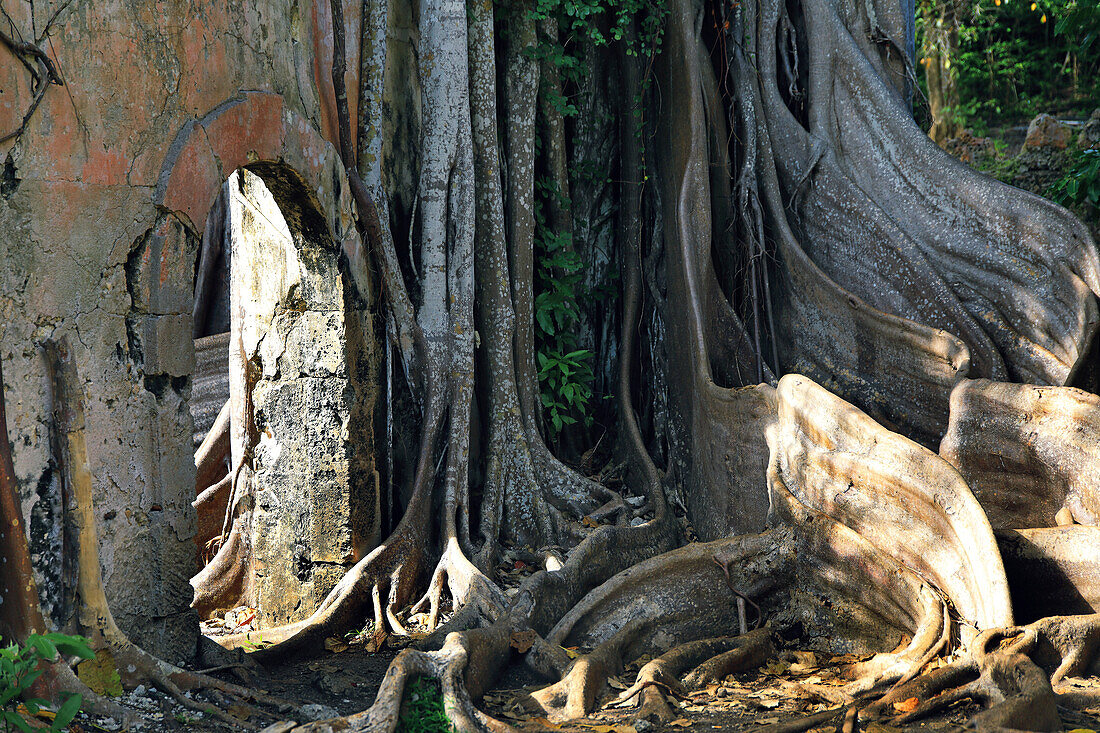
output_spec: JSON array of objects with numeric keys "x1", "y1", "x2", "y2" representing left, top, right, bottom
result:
[
  {"x1": 891, "y1": 696, "x2": 920, "y2": 713},
  {"x1": 77, "y1": 649, "x2": 123, "y2": 697},
  {"x1": 510, "y1": 629, "x2": 537, "y2": 653}
]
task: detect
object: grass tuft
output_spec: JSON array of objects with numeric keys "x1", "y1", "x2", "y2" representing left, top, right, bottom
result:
[{"x1": 396, "y1": 677, "x2": 454, "y2": 733}]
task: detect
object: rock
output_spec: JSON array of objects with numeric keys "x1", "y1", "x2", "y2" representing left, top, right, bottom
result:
[
  {"x1": 314, "y1": 669, "x2": 358, "y2": 696},
  {"x1": 1023, "y1": 113, "x2": 1072, "y2": 151},
  {"x1": 625, "y1": 495, "x2": 646, "y2": 507},
  {"x1": 299, "y1": 704, "x2": 341, "y2": 722},
  {"x1": 630, "y1": 517, "x2": 646, "y2": 527},
  {"x1": 944, "y1": 129, "x2": 995, "y2": 165},
  {"x1": 634, "y1": 719, "x2": 655, "y2": 732},
  {"x1": 1080, "y1": 109, "x2": 1100, "y2": 149}
]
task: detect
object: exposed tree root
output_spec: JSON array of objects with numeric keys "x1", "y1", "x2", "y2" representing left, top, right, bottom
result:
[
  {"x1": 194, "y1": 399, "x2": 230, "y2": 496},
  {"x1": 941, "y1": 379, "x2": 1100, "y2": 528},
  {"x1": 858, "y1": 615, "x2": 1100, "y2": 729},
  {"x1": 608, "y1": 629, "x2": 774, "y2": 723},
  {"x1": 191, "y1": 512, "x2": 251, "y2": 618},
  {"x1": 212, "y1": 0, "x2": 1100, "y2": 732}
]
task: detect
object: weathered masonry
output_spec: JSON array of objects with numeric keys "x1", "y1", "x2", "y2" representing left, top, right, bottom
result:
[{"x1": 0, "y1": 1, "x2": 382, "y2": 660}]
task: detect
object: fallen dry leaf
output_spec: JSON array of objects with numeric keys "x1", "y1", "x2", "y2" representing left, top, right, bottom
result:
[
  {"x1": 563, "y1": 646, "x2": 581, "y2": 659},
  {"x1": 77, "y1": 649, "x2": 123, "y2": 697},
  {"x1": 14, "y1": 706, "x2": 50, "y2": 729},
  {"x1": 758, "y1": 699, "x2": 781, "y2": 709},
  {"x1": 755, "y1": 717, "x2": 780, "y2": 725},
  {"x1": 892, "y1": 696, "x2": 920, "y2": 713},
  {"x1": 365, "y1": 630, "x2": 388, "y2": 653},
  {"x1": 761, "y1": 659, "x2": 791, "y2": 675},
  {"x1": 581, "y1": 516, "x2": 600, "y2": 528},
  {"x1": 667, "y1": 718, "x2": 692, "y2": 727},
  {"x1": 530, "y1": 717, "x2": 561, "y2": 729},
  {"x1": 607, "y1": 676, "x2": 628, "y2": 690},
  {"x1": 324, "y1": 637, "x2": 349, "y2": 653},
  {"x1": 228, "y1": 703, "x2": 253, "y2": 721},
  {"x1": 510, "y1": 629, "x2": 537, "y2": 653}
]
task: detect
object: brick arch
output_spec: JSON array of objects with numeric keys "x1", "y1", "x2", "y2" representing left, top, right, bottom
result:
[
  {"x1": 152, "y1": 91, "x2": 356, "y2": 253},
  {"x1": 145, "y1": 93, "x2": 379, "y2": 625}
]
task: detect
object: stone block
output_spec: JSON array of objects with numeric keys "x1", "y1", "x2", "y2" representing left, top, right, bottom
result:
[{"x1": 1023, "y1": 113, "x2": 1072, "y2": 151}]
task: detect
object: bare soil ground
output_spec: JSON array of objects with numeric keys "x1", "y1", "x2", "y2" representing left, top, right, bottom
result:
[{"x1": 50, "y1": 632, "x2": 1100, "y2": 733}]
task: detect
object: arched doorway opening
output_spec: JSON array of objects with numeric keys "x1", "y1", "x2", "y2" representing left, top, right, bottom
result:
[{"x1": 189, "y1": 164, "x2": 379, "y2": 631}]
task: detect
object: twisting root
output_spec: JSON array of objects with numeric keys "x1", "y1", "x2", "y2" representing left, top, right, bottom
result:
[
  {"x1": 859, "y1": 615, "x2": 1100, "y2": 729},
  {"x1": 609, "y1": 629, "x2": 774, "y2": 724}
]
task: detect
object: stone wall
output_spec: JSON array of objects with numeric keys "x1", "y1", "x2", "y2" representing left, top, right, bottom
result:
[
  {"x1": 226, "y1": 168, "x2": 377, "y2": 625},
  {"x1": 0, "y1": 0, "x2": 378, "y2": 661}
]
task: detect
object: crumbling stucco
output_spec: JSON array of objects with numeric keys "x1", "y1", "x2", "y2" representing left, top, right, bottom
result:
[{"x1": 1, "y1": 0, "x2": 378, "y2": 661}]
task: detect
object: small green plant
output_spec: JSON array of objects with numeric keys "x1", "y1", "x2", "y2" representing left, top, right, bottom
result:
[
  {"x1": 532, "y1": 179, "x2": 598, "y2": 436},
  {"x1": 1, "y1": 633, "x2": 94, "y2": 733},
  {"x1": 1050, "y1": 147, "x2": 1100, "y2": 214},
  {"x1": 538, "y1": 348, "x2": 595, "y2": 432},
  {"x1": 396, "y1": 677, "x2": 453, "y2": 733},
  {"x1": 240, "y1": 631, "x2": 269, "y2": 652}
]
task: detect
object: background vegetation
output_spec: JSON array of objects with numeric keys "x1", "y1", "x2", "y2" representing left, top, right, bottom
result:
[{"x1": 916, "y1": 0, "x2": 1099, "y2": 134}]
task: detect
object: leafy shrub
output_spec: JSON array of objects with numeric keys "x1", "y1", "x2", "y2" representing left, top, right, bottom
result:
[
  {"x1": 917, "y1": 0, "x2": 1100, "y2": 131},
  {"x1": 532, "y1": 181, "x2": 597, "y2": 437},
  {"x1": 1, "y1": 634, "x2": 94, "y2": 733},
  {"x1": 1050, "y1": 147, "x2": 1100, "y2": 215}
]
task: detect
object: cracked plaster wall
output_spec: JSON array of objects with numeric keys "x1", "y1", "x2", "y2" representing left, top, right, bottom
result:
[{"x1": 0, "y1": 0, "x2": 373, "y2": 661}]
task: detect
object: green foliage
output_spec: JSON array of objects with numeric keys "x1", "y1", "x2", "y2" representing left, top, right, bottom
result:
[
  {"x1": 502, "y1": 0, "x2": 664, "y2": 439},
  {"x1": 396, "y1": 677, "x2": 453, "y2": 733},
  {"x1": 533, "y1": 180, "x2": 597, "y2": 436},
  {"x1": 538, "y1": 349, "x2": 595, "y2": 432},
  {"x1": 917, "y1": 0, "x2": 1100, "y2": 130},
  {"x1": 974, "y1": 153, "x2": 1022, "y2": 184},
  {"x1": 0, "y1": 634, "x2": 94, "y2": 733},
  {"x1": 1050, "y1": 148, "x2": 1100, "y2": 214},
  {"x1": 518, "y1": 0, "x2": 669, "y2": 119}
]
